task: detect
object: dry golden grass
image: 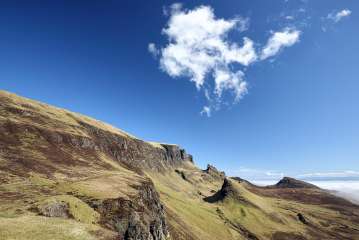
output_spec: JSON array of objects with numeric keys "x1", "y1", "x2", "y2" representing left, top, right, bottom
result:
[
  {"x1": 149, "y1": 171, "x2": 238, "y2": 240},
  {"x1": 0, "y1": 90, "x2": 136, "y2": 139},
  {"x1": 56, "y1": 172, "x2": 144, "y2": 200},
  {"x1": 1, "y1": 90, "x2": 359, "y2": 240},
  {"x1": 148, "y1": 170, "x2": 359, "y2": 240},
  {"x1": 0, "y1": 215, "x2": 116, "y2": 240}
]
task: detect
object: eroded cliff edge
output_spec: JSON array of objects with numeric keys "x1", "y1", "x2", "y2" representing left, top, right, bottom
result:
[
  {"x1": 0, "y1": 90, "x2": 193, "y2": 240},
  {"x1": 1, "y1": 90, "x2": 359, "y2": 240}
]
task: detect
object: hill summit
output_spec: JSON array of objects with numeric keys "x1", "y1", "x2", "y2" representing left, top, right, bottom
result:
[{"x1": 274, "y1": 177, "x2": 319, "y2": 189}]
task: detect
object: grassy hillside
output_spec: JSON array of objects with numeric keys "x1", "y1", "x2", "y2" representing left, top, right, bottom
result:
[
  {"x1": 0, "y1": 90, "x2": 358, "y2": 240},
  {"x1": 149, "y1": 166, "x2": 359, "y2": 240}
]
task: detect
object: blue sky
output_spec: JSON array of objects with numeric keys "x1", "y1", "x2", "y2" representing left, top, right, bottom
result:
[{"x1": 0, "y1": 0, "x2": 358, "y2": 180}]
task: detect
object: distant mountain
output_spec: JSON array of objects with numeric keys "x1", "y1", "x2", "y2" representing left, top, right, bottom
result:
[
  {"x1": 0, "y1": 90, "x2": 358, "y2": 240},
  {"x1": 274, "y1": 177, "x2": 319, "y2": 189}
]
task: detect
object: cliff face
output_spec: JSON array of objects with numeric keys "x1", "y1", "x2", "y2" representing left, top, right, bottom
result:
[
  {"x1": 0, "y1": 90, "x2": 192, "y2": 175},
  {"x1": 1, "y1": 90, "x2": 359, "y2": 240},
  {"x1": 0, "y1": 90, "x2": 193, "y2": 240},
  {"x1": 93, "y1": 180, "x2": 168, "y2": 240}
]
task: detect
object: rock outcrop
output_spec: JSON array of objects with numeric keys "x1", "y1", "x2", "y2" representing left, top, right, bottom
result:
[
  {"x1": 204, "y1": 178, "x2": 244, "y2": 203},
  {"x1": 203, "y1": 164, "x2": 225, "y2": 180},
  {"x1": 37, "y1": 201, "x2": 70, "y2": 218},
  {"x1": 2, "y1": 91, "x2": 359, "y2": 240},
  {"x1": 0, "y1": 91, "x2": 179, "y2": 239},
  {"x1": 92, "y1": 180, "x2": 168, "y2": 240},
  {"x1": 297, "y1": 213, "x2": 308, "y2": 225},
  {"x1": 0, "y1": 91, "x2": 193, "y2": 176}
]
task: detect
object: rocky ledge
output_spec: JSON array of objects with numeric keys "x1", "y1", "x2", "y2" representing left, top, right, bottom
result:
[
  {"x1": 203, "y1": 164, "x2": 225, "y2": 180},
  {"x1": 91, "y1": 180, "x2": 169, "y2": 240}
]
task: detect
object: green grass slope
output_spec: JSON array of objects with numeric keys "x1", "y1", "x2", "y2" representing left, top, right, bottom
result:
[
  {"x1": 148, "y1": 166, "x2": 359, "y2": 240},
  {"x1": 1, "y1": 90, "x2": 358, "y2": 240}
]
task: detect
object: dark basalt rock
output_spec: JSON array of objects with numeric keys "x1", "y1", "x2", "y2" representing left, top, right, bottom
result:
[
  {"x1": 203, "y1": 164, "x2": 225, "y2": 180},
  {"x1": 90, "y1": 180, "x2": 169, "y2": 240},
  {"x1": 0, "y1": 92, "x2": 192, "y2": 239},
  {"x1": 0, "y1": 120, "x2": 193, "y2": 175},
  {"x1": 297, "y1": 213, "x2": 308, "y2": 225}
]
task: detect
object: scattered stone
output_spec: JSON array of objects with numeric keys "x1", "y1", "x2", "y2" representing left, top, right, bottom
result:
[
  {"x1": 38, "y1": 201, "x2": 70, "y2": 218},
  {"x1": 297, "y1": 213, "x2": 308, "y2": 224}
]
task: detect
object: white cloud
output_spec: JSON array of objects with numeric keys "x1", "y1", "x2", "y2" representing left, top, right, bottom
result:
[
  {"x1": 229, "y1": 168, "x2": 359, "y2": 181},
  {"x1": 297, "y1": 170, "x2": 359, "y2": 179},
  {"x1": 213, "y1": 69, "x2": 248, "y2": 101},
  {"x1": 159, "y1": 5, "x2": 256, "y2": 90},
  {"x1": 328, "y1": 9, "x2": 352, "y2": 23},
  {"x1": 229, "y1": 169, "x2": 359, "y2": 203},
  {"x1": 252, "y1": 179, "x2": 359, "y2": 204},
  {"x1": 200, "y1": 106, "x2": 211, "y2": 117},
  {"x1": 307, "y1": 181, "x2": 359, "y2": 204},
  {"x1": 234, "y1": 16, "x2": 250, "y2": 32},
  {"x1": 260, "y1": 28, "x2": 301, "y2": 60},
  {"x1": 148, "y1": 43, "x2": 159, "y2": 57},
  {"x1": 228, "y1": 167, "x2": 284, "y2": 180},
  {"x1": 163, "y1": 2, "x2": 183, "y2": 16},
  {"x1": 151, "y1": 4, "x2": 301, "y2": 116}
]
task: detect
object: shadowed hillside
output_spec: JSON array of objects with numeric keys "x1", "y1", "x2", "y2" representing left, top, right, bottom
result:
[{"x1": 0, "y1": 90, "x2": 359, "y2": 240}]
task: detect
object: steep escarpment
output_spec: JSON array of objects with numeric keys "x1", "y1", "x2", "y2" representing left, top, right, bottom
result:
[
  {"x1": 92, "y1": 180, "x2": 168, "y2": 240},
  {"x1": 1, "y1": 90, "x2": 359, "y2": 240},
  {"x1": 0, "y1": 90, "x2": 192, "y2": 240},
  {"x1": 203, "y1": 164, "x2": 225, "y2": 180},
  {"x1": 0, "y1": 90, "x2": 192, "y2": 174}
]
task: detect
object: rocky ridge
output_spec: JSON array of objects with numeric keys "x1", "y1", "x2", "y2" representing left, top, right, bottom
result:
[
  {"x1": 1, "y1": 90, "x2": 359, "y2": 240},
  {"x1": 0, "y1": 90, "x2": 194, "y2": 239}
]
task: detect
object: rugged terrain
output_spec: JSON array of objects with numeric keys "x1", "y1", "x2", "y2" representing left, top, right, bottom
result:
[{"x1": 0, "y1": 90, "x2": 358, "y2": 240}]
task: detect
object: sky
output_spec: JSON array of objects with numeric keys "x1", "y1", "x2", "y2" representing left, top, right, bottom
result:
[{"x1": 0, "y1": 0, "x2": 358, "y2": 181}]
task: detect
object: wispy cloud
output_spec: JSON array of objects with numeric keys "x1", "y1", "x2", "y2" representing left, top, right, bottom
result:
[
  {"x1": 150, "y1": 4, "x2": 301, "y2": 116},
  {"x1": 297, "y1": 170, "x2": 359, "y2": 179},
  {"x1": 148, "y1": 43, "x2": 159, "y2": 57},
  {"x1": 200, "y1": 106, "x2": 211, "y2": 117},
  {"x1": 229, "y1": 167, "x2": 359, "y2": 204},
  {"x1": 229, "y1": 168, "x2": 359, "y2": 182},
  {"x1": 260, "y1": 28, "x2": 301, "y2": 60},
  {"x1": 327, "y1": 9, "x2": 352, "y2": 23},
  {"x1": 227, "y1": 167, "x2": 284, "y2": 180},
  {"x1": 252, "y1": 179, "x2": 359, "y2": 204},
  {"x1": 162, "y1": 2, "x2": 183, "y2": 16},
  {"x1": 285, "y1": 15, "x2": 294, "y2": 20}
]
